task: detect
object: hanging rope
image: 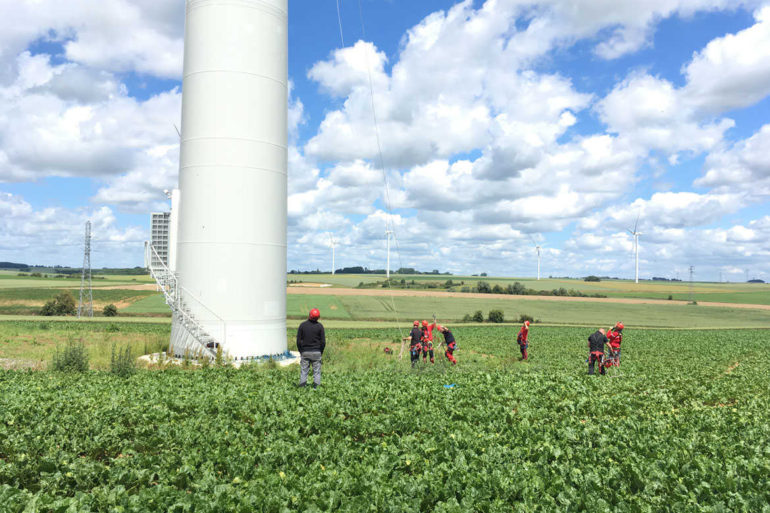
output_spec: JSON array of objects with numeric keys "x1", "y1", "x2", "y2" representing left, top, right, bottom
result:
[
  {"x1": 319, "y1": 0, "x2": 407, "y2": 340},
  {"x1": 335, "y1": 0, "x2": 345, "y2": 48}
]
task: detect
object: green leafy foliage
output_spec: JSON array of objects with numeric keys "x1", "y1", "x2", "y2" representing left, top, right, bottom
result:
[
  {"x1": 50, "y1": 339, "x2": 89, "y2": 372},
  {"x1": 102, "y1": 304, "x2": 118, "y2": 317},
  {"x1": 1, "y1": 327, "x2": 769, "y2": 511},
  {"x1": 109, "y1": 344, "x2": 135, "y2": 377}
]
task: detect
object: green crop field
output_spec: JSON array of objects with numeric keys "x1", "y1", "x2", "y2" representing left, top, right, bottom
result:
[
  {"x1": 291, "y1": 274, "x2": 770, "y2": 305},
  {"x1": 0, "y1": 271, "x2": 153, "y2": 289},
  {"x1": 1, "y1": 325, "x2": 769, "y2": 511},
  {"x1": 283, "y1": 293, "x2": 770, "y2": 328}
]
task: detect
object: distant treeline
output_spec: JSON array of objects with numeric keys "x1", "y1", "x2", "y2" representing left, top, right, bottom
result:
[
  {"x1": 0, "y1": 262, "x2": 147, "y2": 275},
  {"x1": 652, "y1": 277, "x2": 683, "y2": 282},
  {"x1": 289, "y1": 267, "x2": 452, "y2": 275},
  {"x1": 359, "y1": 279, "x2": 606, "y2": 298}
]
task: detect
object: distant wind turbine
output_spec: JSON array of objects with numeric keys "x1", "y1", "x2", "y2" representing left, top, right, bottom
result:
[
  {"x1": 529, "y1": 235, "x2": 544, "y2": 280},
  {"x1": 628, "y1": 212, "x2": 642, "y2": 284},
  {"x1": 328, "y1": 233, "x2": 337, "y2": 275}
]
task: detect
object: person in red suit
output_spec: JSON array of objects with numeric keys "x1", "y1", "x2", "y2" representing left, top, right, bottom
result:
[
  {"x1": 606, "y1": 322, "x2": 624, "y2": 367},
  {"x1": 517, "y1": 320, "x2": 530, "y2": 361},
  {"x1": 420, "y1": 320, "x2": 437, "y2": 364}
]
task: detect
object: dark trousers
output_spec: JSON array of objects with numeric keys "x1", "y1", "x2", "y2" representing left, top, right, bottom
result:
[
  {"x1": 588, "y1": 352, "x2": 605, "y2": 375},
  {"x1": 422, "y1": 342, "x2": 434, "y2": 363},
  {"x1": 410, "y1": 347, "x2": 420, "y2": 367}
]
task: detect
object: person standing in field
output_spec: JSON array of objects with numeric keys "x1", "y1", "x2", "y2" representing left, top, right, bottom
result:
[
  {"x1": 587, "y1": 328, "x2": 608, "y2": 375},
  {"x1": 606, "y1": 322, "x2": 624, "y2": 366},
  {"x1": 438, "y1": 325, "x2": 458, "y2": 365},
  {"x1": 421, "y1": 319, "x2": 437, "y2": 364},
  {"x1": 517, "y1": 320, "x2": 530, "y2": 361},
  {"x1": 297, "y1": 308, "x2": 326, "y2": 388},
  {"x1": 402, "y1": 320, "x2": 423, "y2": 368}
]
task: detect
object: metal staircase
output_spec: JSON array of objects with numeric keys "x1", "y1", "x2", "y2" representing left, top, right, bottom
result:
[{"x1": 145, "y1": 242, "x2": 219, "y2": 360}]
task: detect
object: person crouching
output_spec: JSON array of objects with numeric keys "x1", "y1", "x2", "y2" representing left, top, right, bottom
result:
[
  {"x1": 297, "y1": 308, "x2": 325, "y2": 388},
  {"x1": 439, "y1": 325, "x2": 458, "y2": 365},
  {"x1": 587, "y1": 328, "x2": 607, "y2": 376}
]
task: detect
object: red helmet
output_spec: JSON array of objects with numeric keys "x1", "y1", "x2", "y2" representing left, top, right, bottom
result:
[
  {"x1": 616, "y1": 322, "x2": 624, "y2": 330},
  {"x1": 422, "y1": 320, "x2": 429, "y2": 327},
  {"x1": 309, "y1": 308, "x2": 320, "y2": 320},
  {"x1": 413, "y1": 320, "x2": 419, "y2": 326},
  {"x1": 524, "y1": 320, "x2": 530, "y2": 327}
]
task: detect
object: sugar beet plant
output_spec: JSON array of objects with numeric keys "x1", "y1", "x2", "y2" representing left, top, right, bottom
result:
[{"x1": 1, "y1": 326, "x2": 769, "y2": 511}]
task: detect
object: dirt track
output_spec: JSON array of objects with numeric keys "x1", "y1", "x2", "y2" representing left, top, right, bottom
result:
[{"x1": 287, "y1": 286, "x2": 770, "y2": 311}]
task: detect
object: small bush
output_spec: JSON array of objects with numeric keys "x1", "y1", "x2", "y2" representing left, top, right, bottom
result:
[
  {"x1": 471, "y1": 310, "x2": 484, "y2": 323},
  {"x1": 105, "y1": 323, "x2": 120, "y2": 333},
  {"x1": 462, "y1": 314, "x2": 472, "y2": 322},
  {"x1": 40, "y1": 291, "x2": 77, "y2": 316},
  {"x1": 51, "y1": 339, "x2": 89, "y2": 372},
  {"x1": 487, "y1": 310, "x2": 505, "y2": 323},
  {"x1": 518, "y1": 314, "x2": 534, "y2": 323},
  {"x1": 103, "y1": 304, "x2": 118, "y2": 317},
  {"x1": 668, "y1": 295, "x2": 673, "y2": 300},
  {"x1": 584, "y1": 275, "x2": 601, "y2": 282},
  {"x1": 476, "y1": 281, "x2": 491, "y2": 293},
  {"x1": 110, "y1": 344, "x2": 136, "y2": 377}
]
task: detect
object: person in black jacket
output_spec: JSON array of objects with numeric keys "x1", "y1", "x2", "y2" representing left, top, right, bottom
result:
[
  {"x1": 401, "y1": 320, "x2": 423, "y2": 368},
  {"x1": 587, "y1": 328, "x2": 607, "y2": 375},
  {"x1": 297, "y1": 308, "x2": 326, "y2": 388}
]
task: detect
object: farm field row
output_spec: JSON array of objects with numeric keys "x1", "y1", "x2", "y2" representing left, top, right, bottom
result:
[
  {"x1": 1, "y1": 326, "x2": 768, "y2": 511},
  {"x1": 7, "y1": 289, "x2": 770, "y2": 329},
  {"x1": 3, "y1": 271, "x2": 768, "y2": 304},
  {"x1": 291, "y1": 274, "x2": 770, "y2": 305},
  {"x1": 0, "y1": 271, "x2": 153, "y2": 289}
]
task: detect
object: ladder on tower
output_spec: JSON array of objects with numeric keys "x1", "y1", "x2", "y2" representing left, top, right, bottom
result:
[{"x1": 144, "y1": 242, "x2": 220, "y2": 360}]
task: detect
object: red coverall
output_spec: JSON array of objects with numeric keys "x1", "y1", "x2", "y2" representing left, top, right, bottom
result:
[
  {"x1": 442, "y1": 329, "x2": 457, "y2": 365},
  {"x1": 606, "y1": 329, "x2": 622, "y2": 366},
  {"x1": 517, "y1": 326, "x2": 529, "y2": 360},
  {"x1": 421, "y1": 323, "x2": 436, "y2": 363}
]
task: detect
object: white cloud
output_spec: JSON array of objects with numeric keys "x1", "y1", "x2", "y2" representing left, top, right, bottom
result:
[
  {"x1": 0, "y1": 191, "x2": 145, "y2": 266},
  {"x1": 0, "y1": 0, "x2": 184, "y2": 82},
  {"x1": 596, "y1": 73, "x2": 734, "y2": 155},
  {"x1": 682, "y1": 5, "x2": 770, "y2": 113},
  {"x1": 696, "y1": 124, "x2": 770, "y2": 200}
]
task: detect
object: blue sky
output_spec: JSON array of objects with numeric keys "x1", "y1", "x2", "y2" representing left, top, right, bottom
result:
[{"x1": 0, "y1": 0, "x2": 769, "y2": 281}]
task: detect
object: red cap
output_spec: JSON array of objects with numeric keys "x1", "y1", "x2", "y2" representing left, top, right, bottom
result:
[
  {"x1": 524, "y1": 320, "x2": 530, "y2": 327},
  {"x1": 413, "y1": 320, "x2": 419, "y2": 326},
  {"x1": 422, "y1": 320, "x2": 429, "y2": 327},
  {"x1": 616, "y1": 322, "x2": 624, "y2": 330},
  {"x1": 309, "y1": 308, "x2": 320, "y2": 320}
]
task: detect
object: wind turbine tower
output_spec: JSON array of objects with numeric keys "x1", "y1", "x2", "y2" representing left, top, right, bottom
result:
[
  {"x1": 328, "y1": 233, "x2": 337, "y2": 275},
  {"x1": 385, "y1": 229, "x2": 393, "y2": 280},
  {"x1": 628, "y1": 214, "x2": 642, "y2": 284},
  {"x1": 528, "y1": 235, "x2": 543, "y2": 280}
]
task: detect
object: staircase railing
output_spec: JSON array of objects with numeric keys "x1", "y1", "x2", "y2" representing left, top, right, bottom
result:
[{"x1": 145, "y1": 242, "x2": 219, "y2": 360}]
